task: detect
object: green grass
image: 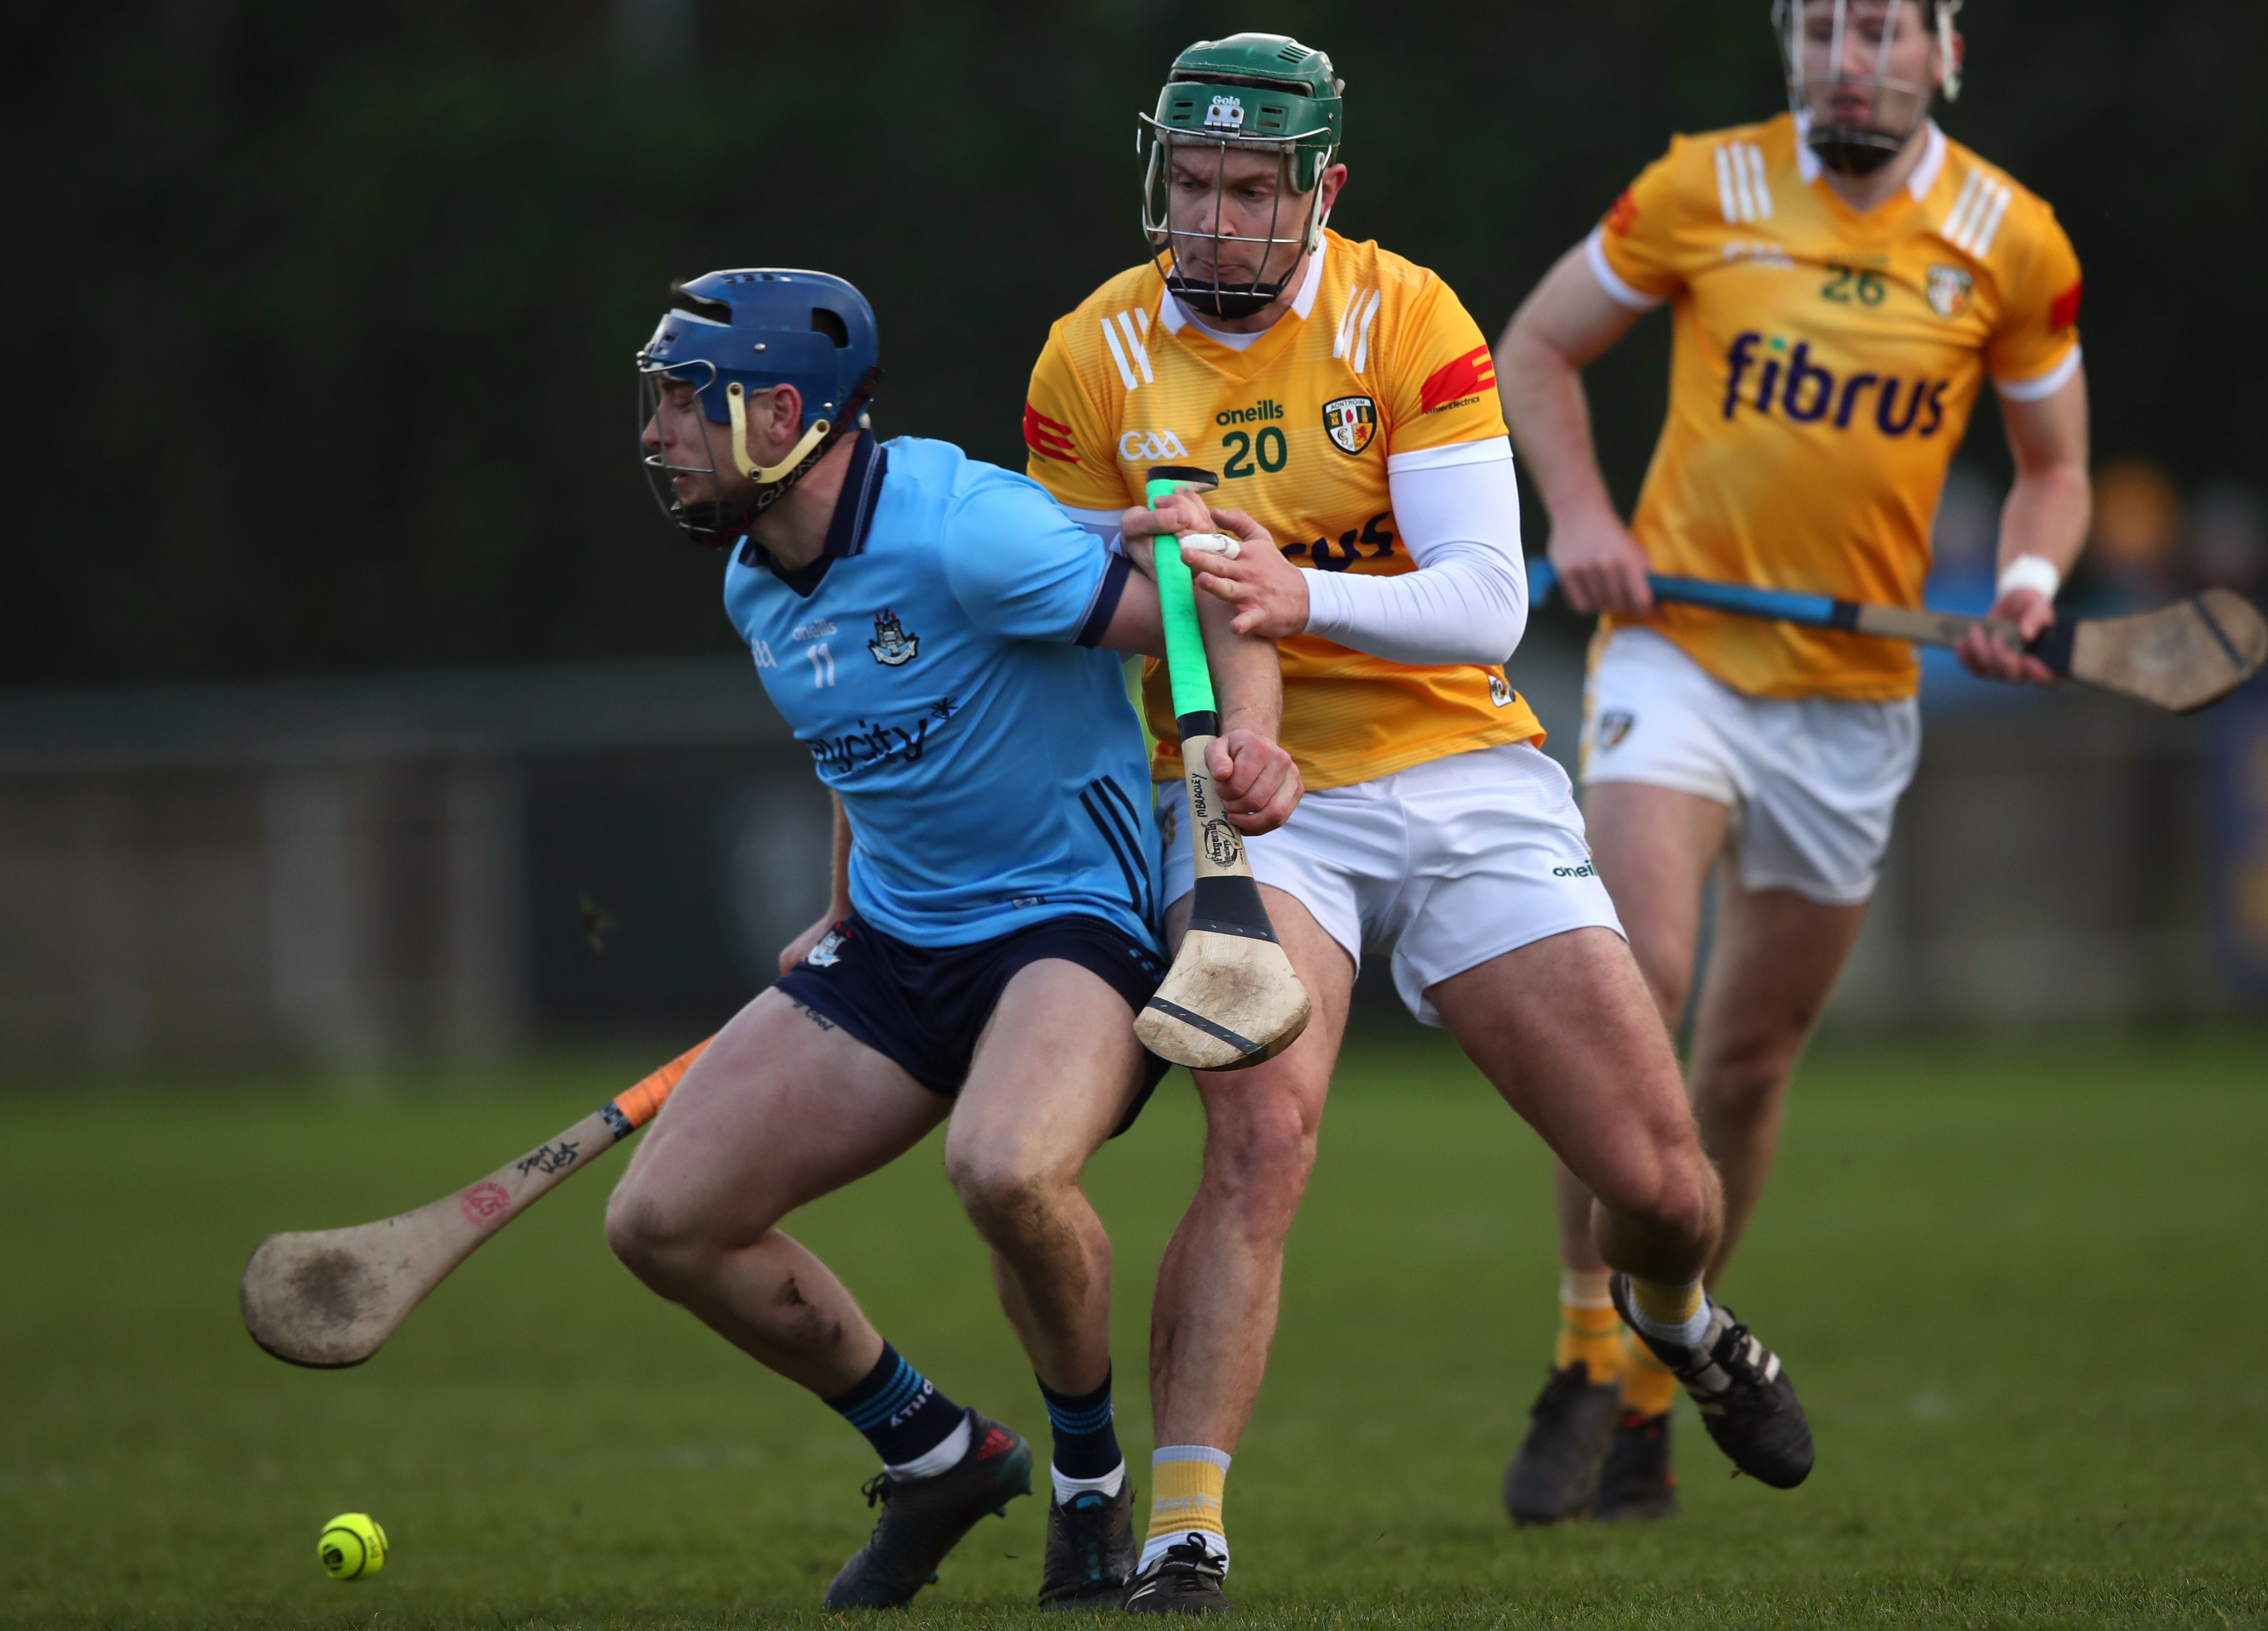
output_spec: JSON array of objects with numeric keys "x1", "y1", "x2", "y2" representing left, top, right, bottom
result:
[{"x1": 5, "y1": 1029, "x2": 2267, "y2": 1629}]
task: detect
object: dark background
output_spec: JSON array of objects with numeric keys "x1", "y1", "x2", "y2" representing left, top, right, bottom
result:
[{"x1": 9, "y1": 0, "x2": 2263, "y2": 689}]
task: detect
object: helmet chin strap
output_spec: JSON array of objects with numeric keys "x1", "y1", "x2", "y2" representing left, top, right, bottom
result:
[
  {"x1": 727, "y1": 382, "x2": 832, "y2": 484},
  {"x1": 670, "y1": 367, "x2": 882, "y2": 545}
]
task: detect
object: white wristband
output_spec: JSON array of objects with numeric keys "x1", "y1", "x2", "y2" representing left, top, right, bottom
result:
[{"x1": 1996, "y1": 553, "x2": 2062, "y2": 602}]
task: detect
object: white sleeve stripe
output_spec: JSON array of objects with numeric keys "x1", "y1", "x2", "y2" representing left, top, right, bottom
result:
[
  {"x1": 1098, "y1": 317, "x2": 1135, "y2": 390},
  {"x1": 1386, "y1": 435, "x2": 1512, "y2": 473},
  {"x1": 1351, "y1": 289, "x2": 1382, "y2": 375},
  {"x1": 1714, "y1": 145, "x2": 1740, "y2": 224},
  {"x1": 1994, "y1": 343, "x2": 2083, "y2": 403},
  {"x1": 1584, "y1": 227, "x2": 1664, "y2": 312}
]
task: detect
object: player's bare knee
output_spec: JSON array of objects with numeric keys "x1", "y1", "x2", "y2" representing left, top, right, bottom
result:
[
  {"x1": 1692, "y1": 1042, "x2": 1797, "y2": 1130},
  {"x1": 604, "y1": 1181, "x2": 709, "y2": 1286},
  {"x1": 1199, "y1": 1088, "x2": 1319, "y2": 1223},
  {"x1": 944, "y1": 1138, "x2": 1068, "y2": 1245}
]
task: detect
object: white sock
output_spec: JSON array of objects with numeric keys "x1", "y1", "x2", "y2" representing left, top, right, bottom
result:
[
  {"x1": 1138, "y1": 1527, "x2": 1228, "y2": 1575},
  {"x1": 1052, "y1": 1459, "x2": 1128, "y2": 1504},
  {"x1": 885, "y1": 1412, "x2": 970, "y2": 1480}
]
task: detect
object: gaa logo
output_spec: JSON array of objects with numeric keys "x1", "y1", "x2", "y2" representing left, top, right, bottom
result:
[
  {"x1": 1595, "y1": 710, "x2": 1635, "y2": 750},
  {"x1": 1926, "y1": 264, "x2": 1973, "y2": 319},
  {"x1": 1488, "y1": 673, "x2": 1513, "y2": 707},
  {"x1": 1203, "y1": 94, "x2": 1245, "y2": 131},
  {"x1": 1119, "y1": 428, "x2": 1190, "y2": 461},
  {"x1": 1322, "y1": 394, "x2": 1377, "y2": 456}
]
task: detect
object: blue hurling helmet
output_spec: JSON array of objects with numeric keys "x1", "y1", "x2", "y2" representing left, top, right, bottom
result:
[{"x1": 637, "y1": 268, "x2": 882, "y2": 545}]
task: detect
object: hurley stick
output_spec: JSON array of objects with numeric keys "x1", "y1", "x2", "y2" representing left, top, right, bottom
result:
[
  {"x1": 240, "y1": 1039, "x2": 710, "y2": 1368},
  {"x1": 1528, "y1": 562, "x2": 2267, "y2": 715},
  {"x1": 1132, "y1": 465, "x2": 1312, "y2": 1072}
]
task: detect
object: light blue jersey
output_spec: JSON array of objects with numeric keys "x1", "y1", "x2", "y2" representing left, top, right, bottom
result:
[{"x1": 725, "y1": 434, "x2": 1160, "y2": 952}]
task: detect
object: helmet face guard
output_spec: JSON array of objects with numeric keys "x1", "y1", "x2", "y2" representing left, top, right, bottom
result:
[
  {"x1": 1139, "y1": 35, "x2": 1344, "y2": 320},
  {"x1": 1774, "y1": 0, "x2": 1961, "y2": 177},
  {"x1": 635, "y1": 271, "x2": 881, "y2": 547}
]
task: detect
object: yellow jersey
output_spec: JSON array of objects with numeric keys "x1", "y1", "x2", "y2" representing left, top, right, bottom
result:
[
  {"x1": 1592, "y1": 114, "x2": 2083, "y2": 700},
  {"x1": 1023, "y1": 230, "x2": 1544, "y2": 790}
]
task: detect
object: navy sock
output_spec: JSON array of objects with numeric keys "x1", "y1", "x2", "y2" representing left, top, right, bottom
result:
[
  {"x1": 1039, "y1": 1368, "x2": 1122, "y2": 1479},
  {"x1": 825, "y1": 1343, "x2": 965, "y2": 1466}
]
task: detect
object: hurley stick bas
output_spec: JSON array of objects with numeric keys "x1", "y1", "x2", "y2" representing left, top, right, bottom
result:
[
  {"x1": 240, "y1": 1039, "x2": 709, "y2": 1368},
  {"x1": 1528, "y1": 562, "x2": 2267, "y2": 715},
  {"x1": 1132, "y1": 464, "x2": 1313, "y2": 1072}
]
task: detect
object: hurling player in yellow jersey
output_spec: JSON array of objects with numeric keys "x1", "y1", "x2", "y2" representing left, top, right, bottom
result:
[
  {"x1": 1496, "y1": 0, "x2": 2090, "y2": 1522},
  {"x1": 1026, "y1": 34, "x2": 1816, "y2": 1610}
]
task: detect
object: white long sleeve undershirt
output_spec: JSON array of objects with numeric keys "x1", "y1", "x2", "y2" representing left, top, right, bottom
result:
[
  {"x1": 1300, "y1": 438, "x2": 1529, "y2": 666},
  {"x1": 1051, "y1": 436, "x2": 1528, "y2": 668}
]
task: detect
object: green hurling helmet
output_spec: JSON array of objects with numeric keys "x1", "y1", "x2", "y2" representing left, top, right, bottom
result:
[{"x1": 1139, "y1": 33, "x2": 1345, "y2": 320}]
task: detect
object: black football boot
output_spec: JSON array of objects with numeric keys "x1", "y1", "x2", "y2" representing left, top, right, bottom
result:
[
  {"x1": 1609, "y1": 1274, "x2": 1814, "y2": 1489},
  {"x1": 1502, "y1": 1362, "x2": 1622, "y2": 1525},
  {"x1": 1037, "y1": 1480, "x2": 1138, "y2": 1608},
  {"x1": 823, "y1": 1411, "x2": 1033, "y2": 1609},
  {"x1": 1593, "y1": 1409, "x2": 1679, "y2": 1521},
  {"x1": 1122, "y1": 1533, "x2": 1232, "y2": 1615}
]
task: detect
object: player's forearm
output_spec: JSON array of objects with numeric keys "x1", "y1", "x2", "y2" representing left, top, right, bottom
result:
[
  {"x1": 1496, "y1": 324, "x2": 1621, "y2": 528},
  {"x1": 1998, "y1": 462, "x2": 2090, "y2": 580},
  {"x1": 1302, "y1": 454, "x2": 1529, "y2": 665},
  {"x1": 1197, "y1": 587, "x2": 1283, "y2": 742}
]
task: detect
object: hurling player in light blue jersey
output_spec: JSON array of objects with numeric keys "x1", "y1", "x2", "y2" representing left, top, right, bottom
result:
[{"x1": 605, "y1": 268, "x2": 1295, "y2": 1612}]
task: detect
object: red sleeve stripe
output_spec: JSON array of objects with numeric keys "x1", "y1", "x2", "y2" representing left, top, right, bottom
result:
[
  {"x1": 1023, "y1": 402, "x2": 1079, "y2": 462},
  {"x1": 2049, "y1": 281, "x2": 2082, "y2": 332},
  {"x1": 1418, "y1": 344, "x2": 1497, "y2": 414}
]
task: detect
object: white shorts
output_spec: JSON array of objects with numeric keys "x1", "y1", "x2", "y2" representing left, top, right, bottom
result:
[
  {"x1": 1156, "y1": 741, "x2": 1623, "y2": 1028},
  {"x1": 1580, "y1": 627, "x2": 1921, "y2": 905}
]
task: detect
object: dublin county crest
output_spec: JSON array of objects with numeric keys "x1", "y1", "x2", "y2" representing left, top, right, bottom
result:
[
  {"x1": 1926, "y1": 264, "x2": 1974, "y2": 319},
  {"x1": 1323, "y1": 394, "x2": 1377, "y2": 456},
  {"x1": 867, "y1": 609, "x2": 919, "y2": 667}
]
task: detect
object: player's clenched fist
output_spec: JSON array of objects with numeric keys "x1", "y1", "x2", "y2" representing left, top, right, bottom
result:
[{"x1": 1207, "y1": 729, "x2": 1301, "y2": 836}]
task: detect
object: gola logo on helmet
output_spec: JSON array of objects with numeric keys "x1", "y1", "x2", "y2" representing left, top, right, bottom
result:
[
  {"x1": 1204, "y1": 94, "x2": 1245, "y2": 130},
  {"x1": 1120, "y1": 429, "x2": 1190, "y2": 461}
]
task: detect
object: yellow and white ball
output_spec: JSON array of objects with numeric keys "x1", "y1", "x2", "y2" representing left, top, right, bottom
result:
[{"x1": 318, "y1": 1512, "x2": 387, "y2": 1580}]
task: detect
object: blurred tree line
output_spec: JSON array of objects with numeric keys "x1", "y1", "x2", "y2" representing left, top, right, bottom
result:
[{"x1": 6, "y1": 0, "x2": 2262, "y2": 686}]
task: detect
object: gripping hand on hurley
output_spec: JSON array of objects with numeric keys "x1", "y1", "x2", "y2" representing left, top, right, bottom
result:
[{"x1": 1120, "y1": 488, "x2": 1301, "y2": 835}]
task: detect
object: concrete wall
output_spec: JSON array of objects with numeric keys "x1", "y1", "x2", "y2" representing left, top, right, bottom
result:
[{"x1": 0, "y1": 639, "x2": 2255, "y2": 1074}]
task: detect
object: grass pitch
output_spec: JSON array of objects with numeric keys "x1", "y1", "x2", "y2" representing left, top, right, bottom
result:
[{"x1": 5, "y1": 1028, "x2": 2266, "y2": 1629}]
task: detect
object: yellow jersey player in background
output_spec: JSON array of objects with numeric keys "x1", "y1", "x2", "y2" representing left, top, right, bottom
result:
[
  {"x1": 1028, "y1": 33, "x2": 1819, "y2": 1612},
  {"x1": 1495, "y1": 0, "x2": 2091, "y2": 1523}
]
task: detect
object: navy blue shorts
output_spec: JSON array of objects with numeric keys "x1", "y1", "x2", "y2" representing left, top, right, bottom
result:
[{"x1": 776, "y1": 912, "x2": 1172, "y2": 1137}]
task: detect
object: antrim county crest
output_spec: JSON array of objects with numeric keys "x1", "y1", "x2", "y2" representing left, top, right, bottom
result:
[
  {"x1": 1926, "y1": 264, "x2": 1974, "y2": 319},
  {"x1": 867, "y1": 609, "x2": 919, "y2": 667},
  {"x1": 1323, "y1": 394, "x2": 1377, "y2": 456}
]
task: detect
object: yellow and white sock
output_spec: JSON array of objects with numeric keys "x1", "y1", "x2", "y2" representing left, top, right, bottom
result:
[
  {"x1": 1621, "y1": 1331, "x2": 1680, "y2": 1418},
  {"x1": 1555, "y1": 1269, "x2": 1623, "y2": 1384},
  {"x1": 1625, "y1": 1275, "x2": 1711, "y2": 1347},
  {"x1": 1140, "y1": 1446, "x2": 1229, "y2": 1575}
]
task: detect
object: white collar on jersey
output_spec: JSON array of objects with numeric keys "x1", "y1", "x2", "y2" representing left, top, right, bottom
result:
[
  {"x1": 1158, "y1": 238, "x2": 1329, "y2": 348},
  {"x1": 1794, "y1": 110, "x2": 1947, "y2": 201}
]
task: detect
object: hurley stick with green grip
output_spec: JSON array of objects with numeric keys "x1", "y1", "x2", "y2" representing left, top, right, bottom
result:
[{"x1": 1132, "y1": 465, "x2": 1312, "y2": 1071}]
